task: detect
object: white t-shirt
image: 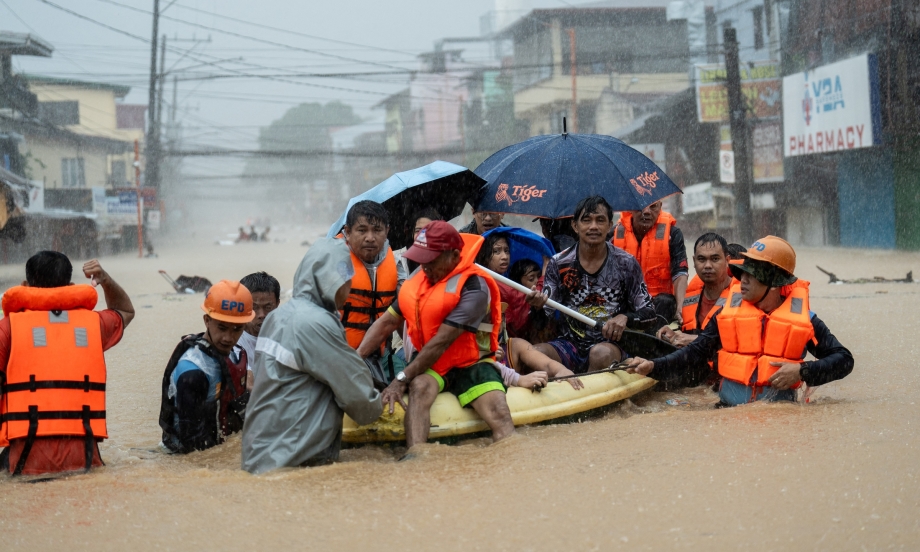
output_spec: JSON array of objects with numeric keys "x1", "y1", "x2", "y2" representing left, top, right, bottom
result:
[{"x1": 237, "y1": 331, "x2": 257, "y2": 372}]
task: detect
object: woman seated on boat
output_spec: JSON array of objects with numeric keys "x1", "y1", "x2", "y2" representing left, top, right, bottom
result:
[{"x1": 476, "y1": 233, "x2": 582, "y2": 389}]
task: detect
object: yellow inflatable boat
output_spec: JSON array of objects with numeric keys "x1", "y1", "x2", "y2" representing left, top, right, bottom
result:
[{"x1": 342, "y1": 370, "x2": 655, "y2": 443}]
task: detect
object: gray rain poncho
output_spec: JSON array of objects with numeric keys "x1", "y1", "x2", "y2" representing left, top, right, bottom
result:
[{"x1": 242, "y1": 238, "x2": 382, "y2": 474}]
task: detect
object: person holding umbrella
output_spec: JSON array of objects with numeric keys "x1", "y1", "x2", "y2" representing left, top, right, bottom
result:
[
  {"x1": 459, "y1": 209, "x2": 507, "y2": 236},
  {"x1": 527, "y1": 196, "x2": 657, "y2": 374}
]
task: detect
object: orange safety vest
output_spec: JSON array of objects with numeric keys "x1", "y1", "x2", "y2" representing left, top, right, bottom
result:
[
  {"x1": 715, "y1": 280, "x2": 815, "y2": 387},
  {"x1": 340, "y1": 247, "x2": 399, "y2": 350},
  {"x1": 612, "y1": 211, "x2": 676, "y2": 296},
  {"x1": 680, "y1": 275, "x2": 732, "y2": 333},
  {"x1": 398, "y1": 234, "x2": 501, "y2": 376},
  {"x1": 0, "y1": 285, "x2": 107, "y2": 464}
]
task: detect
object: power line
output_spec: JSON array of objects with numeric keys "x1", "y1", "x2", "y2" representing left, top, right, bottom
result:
[
  {"x1": 33, "y1": 0, "x2": 407, "y2": 98},
  {"x1": 166, "y1": 0, "x2": 419, "y2": 58},
  {"x1": 93, "y1": 0, "x2": 410, "y2": 72}
]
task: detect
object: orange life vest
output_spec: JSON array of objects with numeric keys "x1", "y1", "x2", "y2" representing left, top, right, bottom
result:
[
  {"x1": 340, "y1": 247, "x2": 399, "y2": 350},
  {"x1": 680, "y1": 275, "x2": 732, "y2": 333},
  {"x1": 0, "y1": 285, "x2": 107, "y2": 471},
  {"x1": 398, "y1": 234, "x2": 501, "y2": 376},
  {"x1": 612, "y1": 211, "x2": 676, "y2": 296},
  {"x1": 715, "y1": 280, "x2": 815, "y2": 387}
]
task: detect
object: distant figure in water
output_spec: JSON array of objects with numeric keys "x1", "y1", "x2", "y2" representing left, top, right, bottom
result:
[
  {"x1": 242, "y1": 239, "x2": 382, "y2": 474},
  {"x1": 249, "y1": 226, "x2": 259, "y2": 242},
  {"x1": 237, "y1": 227, "x2": 249, "y2": 243},
  {"x1": 626, "y1": 235, "x2": 854, "y2": 406},
  {"x1": 158, "y1": 281, "x2": 253, "y2": 453},
  {"x1": 0, "y1": 252, "x2": 135, "y2": 476},
  {"x1": 260, "y1": 226, "x2": 271, "y2": 242}
]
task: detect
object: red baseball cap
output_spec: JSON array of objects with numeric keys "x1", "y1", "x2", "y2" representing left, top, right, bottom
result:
[{"x1": 403, "y1": 220, "x2": 464, "y2": 264}]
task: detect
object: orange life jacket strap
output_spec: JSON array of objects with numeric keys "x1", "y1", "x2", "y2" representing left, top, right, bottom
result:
[
  {"x1": 349, "y1": 288, "x2": 397, "y2": 298},
  {"x1": 6, "y1": 405, "x2": 104, "y2": 475},
  {"x1": 2, "y1": 376, "x2": 106, "y2": 394}
]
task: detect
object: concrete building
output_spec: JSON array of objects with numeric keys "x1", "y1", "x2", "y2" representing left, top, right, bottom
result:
[
  {"x1": 498, "y1": 6, "x2": 699, "y2": 136},
  {"x1": 782, "y1": 0, "x2": 920, "y2": 250},
  {"x1": 24, "y1": 75, "x2": 142, "y2": 190}
]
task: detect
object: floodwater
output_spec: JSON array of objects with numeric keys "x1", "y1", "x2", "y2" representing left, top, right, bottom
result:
[{"x1": 0, "y1": 227, "x2": 918, "y2": 550}]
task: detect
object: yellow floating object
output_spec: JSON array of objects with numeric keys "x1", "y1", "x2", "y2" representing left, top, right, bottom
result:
[{"x1": 342, "y1": 371, "x2": 656, "y2": 443}]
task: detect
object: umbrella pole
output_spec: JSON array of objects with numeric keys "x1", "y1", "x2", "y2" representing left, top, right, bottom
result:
[{"x1": 477, "y1": 264, "x2": 599, "y2": 328}]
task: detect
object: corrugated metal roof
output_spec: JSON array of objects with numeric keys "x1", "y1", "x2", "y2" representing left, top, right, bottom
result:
[{"x1": 0, "y1": 32, "x2": 53, "y2": 57}]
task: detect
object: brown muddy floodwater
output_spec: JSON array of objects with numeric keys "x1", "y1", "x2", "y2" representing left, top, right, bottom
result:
[{"x1": 0, "y1": 228, "x2": 918, "y2": 550}]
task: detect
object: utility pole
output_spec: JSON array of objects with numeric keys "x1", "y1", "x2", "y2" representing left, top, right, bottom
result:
[
  {"x1": 567, "y1": 28, "x2": 578, "y2": 133},
  {"x1": 156, "y1": 35, "x2": 166, "y2": 147},
  {"x1": 145, "y1": 0, "x2": 161, "y2": 191},
  {"x1": 134, "y1": 140, "x2": 144, "y2": 258},
  {"x1": 724, "y1": 27, "x2": 752, "y2": 245}
]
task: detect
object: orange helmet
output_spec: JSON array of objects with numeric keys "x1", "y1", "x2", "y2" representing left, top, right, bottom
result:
[
  {"x1": 730, "y1": 236, "x2": 797, "y2": 286},
  {"x1": 201, "y1": 280, "x2": 255, "y2": 323}
]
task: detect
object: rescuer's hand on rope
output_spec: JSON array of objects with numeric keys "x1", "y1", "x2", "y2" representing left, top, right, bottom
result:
[{"x1": 624, "y1": 357, "x2": 654, "y2": 377}]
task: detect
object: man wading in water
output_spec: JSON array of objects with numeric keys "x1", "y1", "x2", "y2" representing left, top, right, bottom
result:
[
  {"x1": 242, "y1": 239, "x2": 382, "y2": 473},
  {"x1": 159, "y1": 281, "x2": 253, "y2": 453},
  {"x1": 626, "y1": 236, "x2": 854, "y2": 405},
  {"x1": 0, "y1": 252, "x2": 134, "y2": 476}
]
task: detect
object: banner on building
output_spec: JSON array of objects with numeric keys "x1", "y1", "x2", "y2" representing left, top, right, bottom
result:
[
  {"x1": 782, "y1": 53, "x2": 882, "y2": 157},
  {"x1": 695, "y1": 61, "x2": 781, "y2": 123},
  {"x1": 682, "y1": 182, "x2": 714, "y2": 214},
  {"x1": 719, "y1": 122, "x2": 784, "y2": 183}
]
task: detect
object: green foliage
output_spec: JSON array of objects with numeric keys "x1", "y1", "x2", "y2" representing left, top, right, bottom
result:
[{"x1": 258, "y1": 101, "x2": 361, "y2": 152}]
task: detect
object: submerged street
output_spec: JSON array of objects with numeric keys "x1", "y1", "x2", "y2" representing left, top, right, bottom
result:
[{"x1": 1, "y1": 231, "x2": 917, "y2": 550}]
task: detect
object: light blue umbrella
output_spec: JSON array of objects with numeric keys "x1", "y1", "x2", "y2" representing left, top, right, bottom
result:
[{"x1": 327, "y1": 161, "x2": 485, "y2": 250}]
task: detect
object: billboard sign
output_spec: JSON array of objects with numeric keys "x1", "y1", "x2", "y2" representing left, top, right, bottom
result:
[
  {"x1": 695, "y1": 61, "x2": 781, "y2": 123},
  {"x1": 783, "y1": 53, "x2": 882, "y2": 157},
  {"x1": 720, "y1": 122, "x2": 785, "y2": 183},
  {"x1": 682, "y1": 182, "x2": 714, "y2": 214}
]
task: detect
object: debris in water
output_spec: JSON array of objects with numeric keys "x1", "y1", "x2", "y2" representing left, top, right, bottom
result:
[
  {"x1": 666, "y1": 398, "x2": 689, "y2": 406},
  {"x1": 816, "y1": 266, "x2": 913, "y2": 284}
]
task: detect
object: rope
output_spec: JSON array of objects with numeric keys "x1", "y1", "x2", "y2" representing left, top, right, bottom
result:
[{"x1": 548, "y1": 361, "x2": 632, "y2": 382}]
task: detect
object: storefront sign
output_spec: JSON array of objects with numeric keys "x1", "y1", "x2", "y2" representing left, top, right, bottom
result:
[
  {"x1": 783, "y1": 53, "x2": 882, "y2": 157},
  {"x1": 682, "y1": 182, "x2": 714, "y2": 214},
  {"x1": 695, "y1": 61, "x2": 781, "y2": 123}
]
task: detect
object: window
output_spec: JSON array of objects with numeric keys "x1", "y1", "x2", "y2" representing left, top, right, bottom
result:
[
  {"x1": 753, "y1": 6, "x2": 765, "y2": 50},
  {"x1": 39, "y1": 101, "x2": 80, "y2": 126},
  {"x1": 61, "y1": 158, "x2": 85, "y2": 188},
  {"x1": 110, "y1": 160, "x2": 127, "y2": 186}
]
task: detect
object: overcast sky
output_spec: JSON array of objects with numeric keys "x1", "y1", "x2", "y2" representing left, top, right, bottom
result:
[{"x1": 1, "y1": 0, "x2": 674, "y2": 179}]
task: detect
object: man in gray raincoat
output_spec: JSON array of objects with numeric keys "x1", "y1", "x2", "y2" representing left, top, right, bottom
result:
[{"x1": 242, "y1": 238, "x2": 382, "y2": 474}]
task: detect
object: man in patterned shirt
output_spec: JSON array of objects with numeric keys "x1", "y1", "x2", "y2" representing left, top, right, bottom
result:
[{"x1": 528, "y1": 196, "x2": 656, "y2": 373}]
